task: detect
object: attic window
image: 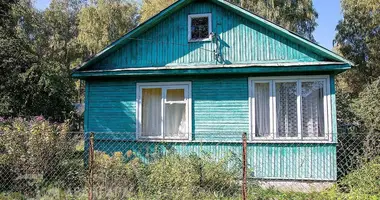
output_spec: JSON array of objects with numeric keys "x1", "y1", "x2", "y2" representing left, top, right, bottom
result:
[{"x1": 188, "y1": 13, "x2": 212, "y2": 42}]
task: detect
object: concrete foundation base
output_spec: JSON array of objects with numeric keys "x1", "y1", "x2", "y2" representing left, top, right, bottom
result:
[{"x1": 254, "y1": 180, "x2": 335, "y2": 193}]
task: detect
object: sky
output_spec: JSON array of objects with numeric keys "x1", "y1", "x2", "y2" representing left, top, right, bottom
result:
[{"x1": 34, "y1": 0, "x2": 342, "y2": 50}]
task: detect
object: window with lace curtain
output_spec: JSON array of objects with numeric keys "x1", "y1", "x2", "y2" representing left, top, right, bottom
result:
[
  {"x1": 249, "y1": 76, "x2": 331, "y2": 141},
  {"x1": 136, "y1": 82, "x2": 191, "y2": 140}
]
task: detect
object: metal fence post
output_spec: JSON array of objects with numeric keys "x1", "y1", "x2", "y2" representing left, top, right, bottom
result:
[
  {"x1": 242, "y1": 132, "x2": 247, "y2": 200},
  {"x1": 88, "y1": 132, "x2": 94, "y2": 200}
]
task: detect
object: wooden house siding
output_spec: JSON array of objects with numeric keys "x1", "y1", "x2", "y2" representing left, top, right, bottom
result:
[
  {"x1": 192, "y1": 77, "x2": 248, "y2": 141},
  {"x1": 86, "y1": 76, "x2": 249, "y2": 138},
  {"x1": 84, "y1": 75, "x2": 337, "y2": 180},
  {"x1": 92, "y1": 1, "x2": 324, "y2": 70},
  {"x1": 86, "y1": 75, "x2": 338, "y2": 142}
]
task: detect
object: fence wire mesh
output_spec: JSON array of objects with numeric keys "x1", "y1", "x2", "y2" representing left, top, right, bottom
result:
[{"x1": 0, "y1": 131, "x2": 379, "y2": 199}]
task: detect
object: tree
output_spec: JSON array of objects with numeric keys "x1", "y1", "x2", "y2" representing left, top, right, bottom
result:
[
  {"x1": 0, "y1": 0, "x2": 18, "y2": 28},
  {"x1": 334, "y1": 0, "x2": 379, "y2": 128},
  {"x1": 231, "y1": 0, "x2": 318, "y2": 41},
  {"x1": 77, "y1": 0, "x2": 139, "y2": 54},
  {"x1": 43, "y1": 0, "x2": 86, "y2": 72},
  {"x1": 0, "y1": 0, "x2": 37, "y2": 116},
  {"x1": 0, "y1": 0, "x2": 77, "y2": 120},
  {"x1": 140, "y1": 0, "x2": 175, "y2": 23},
  {"x1": 140, "y1": 0, "x2": 318, "y2": 41},
  {"x1": 335, "y1": 0, "x2": 380, "y2": 96},
  {"x1": 351, "y1": 78, "x2": 380, "y2": 131},
  {"x1": 1, "y1": 0, "x2": 141, "y2": 121}
]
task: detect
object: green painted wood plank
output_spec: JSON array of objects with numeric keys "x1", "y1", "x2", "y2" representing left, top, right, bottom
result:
[{"x1": 73, "y1": 64, "x2": 350, "y2": 78}]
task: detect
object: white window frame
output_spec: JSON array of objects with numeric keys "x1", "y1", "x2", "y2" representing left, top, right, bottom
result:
[
  {"x1": 136, "y1": 82, "x2": 192, "y2": 141},
  {"x1": 188, "y1": 13, "x2": 212, "y2": 42},
  {"x1": 248, "y1": 76, "x2": 332, "y2": 142}
]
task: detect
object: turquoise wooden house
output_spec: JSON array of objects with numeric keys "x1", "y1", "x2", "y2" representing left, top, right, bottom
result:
[{"x1": 72, "y1": 0, "x2": 352, "y2": 183}]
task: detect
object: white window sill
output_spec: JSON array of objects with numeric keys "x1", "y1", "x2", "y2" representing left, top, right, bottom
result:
[
  {"x1": 136, "y1": 138, "x2": 191, "y2": 143},
  {"x1": 93, "y1": 137, "x2": 336, "y2": 144},
  {"x1": 188, "y1": 38, "x2": 212, "y2": 43},
  {"x1": 247, "y1": 140, "x2": 334, "y2": 144},
  {"x1": 135, "y1": 139, "x2": 335, "y2": 144}
]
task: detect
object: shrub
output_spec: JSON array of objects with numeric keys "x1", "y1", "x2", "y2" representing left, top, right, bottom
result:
[
  {"x1": 193, "y1": 153, "x2": 240, "y2": 197},
  {"x1": 337, "y1": 132, "x2": 380, "y2": 179},
  {"x1": 37, "y1": 187, "x2": 87, "y2": 200},
  {"x1": 337, "y1": 157, "x2": 380, "y2": 196},
  {"x1": 88, "y1": 151, "x2": 240, "y2": 199},
  {"x1": 0, "y1": 192, "x2": 26, "y2": 200},
  {"x1": 141, "y1": 153, "x2": 240, "y2": 199},
  {"x1": 247, "y1": 186, "x2": 328, "y2": 200},
  {"x1": 0, "y1": 117, "x2": 82, "y2": 196},
  {"x1": 92, "y1": 151, "x2": 142, "y2": 199},
  {"x1": 352, "y1": 79, "x2": 380, "y2": 130},
  {"x1": 142, "y1": 154, "x2": 200, "y2": 199}
]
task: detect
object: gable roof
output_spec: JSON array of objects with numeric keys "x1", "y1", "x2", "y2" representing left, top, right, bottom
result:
[{"x1": 74, "y1": 0, "x2": 353, "y2": 73}]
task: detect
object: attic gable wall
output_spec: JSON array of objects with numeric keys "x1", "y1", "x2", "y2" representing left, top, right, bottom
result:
[{"x1": 92, "y1": 1, "x2": 325, "y2": 70}]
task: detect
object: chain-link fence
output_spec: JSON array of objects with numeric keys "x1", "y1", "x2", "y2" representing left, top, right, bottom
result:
[{"x1": 0, "y1": 131, "x2": 379, "y2": 199}]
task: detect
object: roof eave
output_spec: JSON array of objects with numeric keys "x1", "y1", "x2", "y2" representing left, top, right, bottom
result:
[{"x1": 72, "y1": 63, "x2": 350, "y2": 79}]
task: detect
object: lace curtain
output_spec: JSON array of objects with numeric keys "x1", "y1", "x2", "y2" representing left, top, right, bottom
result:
[
  {"x1": 254, "y1": 80, "x2": 325, "y2": 139},
  {"x1": 276, "y1": 82, "x2": 298, "y2": 137},
  {"x1": 301, "y1": 81, "x2": 324, "y2": 137}
]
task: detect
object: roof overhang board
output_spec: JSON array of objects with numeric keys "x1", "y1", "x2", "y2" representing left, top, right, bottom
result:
[{"x1": 73, "y1": 63, "x2": 350, "y2": 79}]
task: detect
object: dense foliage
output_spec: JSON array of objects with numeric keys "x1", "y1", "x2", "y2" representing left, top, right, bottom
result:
[
  {"x1": 351, "y1": 80, "x2": 380, "y2": 131},
  {"x1": 0, "y1": 0, "x2": 139, "y2": 122},
  {"x1": 338, "y1": 157, "x2": 380, "y2": 197},
  {"x1": 144, "y1": 153, "x2": 240, "y2": 199},
  {"x1": 85, "y1": 151, "x2": 240, "y2": 199},
  {"x1": 140, "y1": 0, "x2": 176, "y2": 22},
  {"x1": 335, "y1": 0, "x2": 380, "y2": 129},
  {"x1": 77, "y1": 0, "x2": 139, "y2": 54},
  {"x1": 1, "y1": 0, "x2": 82, "y2": 121},
  {"x1": 229, "y1": 0, "x2": 318, "y2": 41},
  {"x1": 335, "y1": 0, "x2": 380, "y2": 96},
  {"x1": 0, "y1": 117, "x2": 83, "y2": 196}
]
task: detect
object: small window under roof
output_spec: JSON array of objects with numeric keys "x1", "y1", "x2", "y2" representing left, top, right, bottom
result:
[{"x1": 188, "y1": 13, "x2": 212, "y2": 42}]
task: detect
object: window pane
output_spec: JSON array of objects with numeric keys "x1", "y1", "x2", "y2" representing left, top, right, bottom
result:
[
  {"x1": 167, "y1": 89, "x2": 185, "y2": 101},
  {"x1": 164, "y1": 103, "x2": 187, "y2": 138},
  {"x1": 276, "y1": 82, "x2": 298, "y2": 137},
  {"x1": 255, "y1": 83, "x2": 270, "y2": 137},
  {"x1": 191, "y1": 17, "x2": 209, "y2": 39},
  {"x1": 301, "y1": 81, "x2": 324, "y2": 137},
  {"x1": 141, "y1": 88, "x2": 162, "y2": 137}
]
